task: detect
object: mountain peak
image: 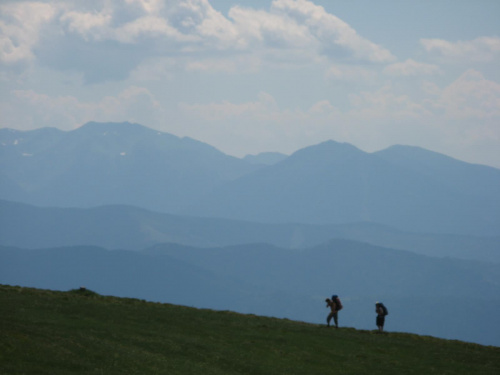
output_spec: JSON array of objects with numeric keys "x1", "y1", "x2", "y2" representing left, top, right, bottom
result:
[
  {"x1": 288, "y1": 140, "x2": 365, "y2": 163},
  {"x1": 76, "y1": 121, "x2": 158, "y2": 136}
]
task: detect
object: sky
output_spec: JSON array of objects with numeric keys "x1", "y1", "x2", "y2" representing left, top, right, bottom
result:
[{"x1": 1, "y1": 0, "x2": 500, "y2": 168}]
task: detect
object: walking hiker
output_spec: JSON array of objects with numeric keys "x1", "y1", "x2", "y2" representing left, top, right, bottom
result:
[
  {"x1": 375, "y1": 302, "x2": 388, "y2": 332},
  {"x1": 325, "y1": 295, "x2": 343, "y2": 328}
]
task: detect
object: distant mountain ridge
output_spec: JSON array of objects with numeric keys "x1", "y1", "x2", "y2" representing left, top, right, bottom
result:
[
  {"x1": 0, "y1": 122, "x2": 260, "y2": 212},
  {"x1": 1, "y1": 199, "x2": 499, "y2": 263},
  {"x1": 185, "y1": 140, "x2": 500, "y2": 236},
  {"x1": 1, "y1": 121, "x2": 499, "y2": 236}
]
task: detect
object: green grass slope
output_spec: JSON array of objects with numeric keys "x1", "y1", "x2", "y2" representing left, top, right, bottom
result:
[{"x1": 1, "y1": 285, "x2": 499, "y2": 375}]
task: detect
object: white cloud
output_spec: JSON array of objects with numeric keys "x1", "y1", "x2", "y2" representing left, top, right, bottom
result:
[
  {"x1": 348, "y1": 85, "x2": 432, "y2": 120},
  {"x1": 59, "y1": 9, "x2": 112, "y2": 41},
  {"x1": 0, "y1": 0, "x2": 395, "y2": 74},
  {"x1": 270, "y1": 0, "x2": 395, "y2": 63},
  {"x1": 326, "y1": 64, "x2": 378, "y2": 82},
  {"x1": 188, "y1": 1, "x2": 240, "y2": 48},
  {"x1": 428, "y1": 69, "x2": 500, "y2": 120},
  {"x1": 125, "y1": 0, "x2": 165, "y2": 14},
  {"x1": 384, "y1": 59, "x2": 440, "y2": 76},
  {"x1": 179, "y1": 92, "x2": 279, "y2": 121},
  {"x1": 229, "y1": 5, "x2": 315, "y2": 50},
  {"x1": 421, "y1": 36, "x2": 500, "y2": 63},
  {"x1": 309, "y1": 100, "x2": 338, "y2": 115},
  {"x1": 114, "y1": 16, "x2": 188, "y2": 44},
  {"x1": 185, "y1": 58, "x2": 238, "y2": 73},
  {"x1": 0, "y1": 2, "x2": 57, "y2": 63},
  {"x1": 176, "y1": 69, "x2": 500, "y2": 158},
  {"x1": 9, "y1": 86, "x2": 161, "y2": 130},
  {"x1": 129, "y1": 57, "x2": 178, "y2": 81}
]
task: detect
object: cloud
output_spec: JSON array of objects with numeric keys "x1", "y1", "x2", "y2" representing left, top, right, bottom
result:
[
  {"x1": 269, "y1": 0, "x2": 395, "y2": 63},
  {"x1": 228, "y1": 5, "x2": 315, "y2": 50},
  {"x1": 348, "y1": 85, "x2": 431, "y2": 119},
  {"x1": 178, "y1": 70, "x2": 500, "y2": 154},
  {"x1": 0, "y1": 0, "x2": 395, "y2": 79},
  {"x1": 179, "y1": 92, "x2": 279, "y2": 121},
  {"x1": 125, "y1": 0, "x2": 165, "y2": 14},
  {"x1": 114, "y1": 15, "x2": 187, "y2": 44},
  {"x1": 326, "y1": 64, "x2": 378, "y2": 82},
  {"x1": 176, "y1": 93, "x2": 354, "y2": 157},
  {"x1": 230, "y1": 0, "x2": 395, "y2": 63},
  {"x1": 384, "y1": 59, "x2": 440, "y2": 76},
  {"x1": 59, "y1": 8, "x2": 112, "y2": 41},
  {"x1": 421, "y1": 36, "x2": 500, "y2": 63},
  {"x1": 0, "y1": 1, "x2": 57, "y2": 64},
  {"x1": 428, "y1": 69, "x2": 500, "y2": 120},
  {"x1": 9, "y1": 86, "x2": 161, "y2": 130}
]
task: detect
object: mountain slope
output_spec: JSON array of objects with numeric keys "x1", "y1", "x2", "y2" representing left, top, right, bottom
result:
[
  {"x1": 184, "y1": 140, "x2": 500, "y2": 236},
  {"x1": 2, "y1": 240, "x2": 500, "y2": 346},
  {"x1": 375, "y1": 145, "x2": 500, "y2": 202},
  {"x1": 2, "y1": 285, "x2": 499, "y2": 374},
  {"x1": 0, "y1": 122, "x2": 260, "y2": 212}
]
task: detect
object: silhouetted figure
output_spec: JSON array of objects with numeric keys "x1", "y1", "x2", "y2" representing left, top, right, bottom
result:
[
  {"x1": 326, "y1": 295, "x2": 343, "y2": 328},
  {"x1": 375, "y1": 302, "x2": 388, "y2": 332}
]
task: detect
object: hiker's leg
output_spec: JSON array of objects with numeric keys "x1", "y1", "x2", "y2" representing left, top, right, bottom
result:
[
  {"x1": 326, "y1": 312, "x2": 333, "y2": 326},
  {"x1": 333, "y1": 312, "x2": 338, "y2": 328}
]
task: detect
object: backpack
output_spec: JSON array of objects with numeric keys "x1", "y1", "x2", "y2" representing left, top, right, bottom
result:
[
  {"x1": 332, "y1": 295, "x2": 343, "y2": 311},
  {"x1": 380, "y1": 303, "x2": 388, "y2": 316}
]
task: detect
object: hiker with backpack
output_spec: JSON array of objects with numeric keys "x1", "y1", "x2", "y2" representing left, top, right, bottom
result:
[
  {"x1": 375, "y1": 302, "x2": 388, "y2": 332},
  {"x1": 325, "y1": 295, "x2": 343, "y2": 328}
]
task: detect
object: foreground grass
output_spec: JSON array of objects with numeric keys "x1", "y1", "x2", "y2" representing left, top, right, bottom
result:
[{"x1": 1, "y1": 285, "x2": 499, "y2": 374}]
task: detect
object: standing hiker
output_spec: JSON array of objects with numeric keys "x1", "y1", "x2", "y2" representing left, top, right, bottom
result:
[
  {"x1": 325, "y1": 295, "x2": 343, "y2": 328},
  {"x1": 375, "y1": 302, "x2": 388, "y2": 332}
]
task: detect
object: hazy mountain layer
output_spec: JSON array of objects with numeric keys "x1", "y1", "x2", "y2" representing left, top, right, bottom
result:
[
  {"x1": 1, "y1": 199, "x2": 499, "y2": 263},
  {"x1": 0, "y1": 122, "x2": 260, "y2": 212},
  {"x1": 1, "y1": 121, "x2": 499, "y2": 236},
  {"x1": 185, "y1": 140, "x2": 500, "y2": 236}
]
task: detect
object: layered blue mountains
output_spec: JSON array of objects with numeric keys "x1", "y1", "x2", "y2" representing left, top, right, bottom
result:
[{"x1": 1, "y1": 121, "x2": 499, "y2": 346}]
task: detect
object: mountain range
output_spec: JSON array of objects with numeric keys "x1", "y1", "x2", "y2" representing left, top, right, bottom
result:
[
  {"x1": 1, "y1": 120, "x2": 500, "y2": 347},
  {"x1": 0, "y1": 122, "x2": 259, "y2": 213},
  {"x1": 184, "y1": 141, "x2": 500, "y2": 236},
  {"x1": 1, "y1": 121, "x2": 499, "y2": 236}
]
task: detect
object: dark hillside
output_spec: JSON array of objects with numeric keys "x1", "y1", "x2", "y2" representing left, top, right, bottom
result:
[{"x1": 1, "y1": 285, "x2": 499, "y2": 375}]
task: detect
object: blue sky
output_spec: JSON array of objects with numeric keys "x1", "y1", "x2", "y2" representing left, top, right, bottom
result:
[{"x1": 1, "y1": 0, "x2": 499, "y2": 167}]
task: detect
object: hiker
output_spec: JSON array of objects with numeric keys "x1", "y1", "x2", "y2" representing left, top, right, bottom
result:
[
  {"x1": 375, "y1": 302, "x2": 388, "y2": 332},
  {"x1": 325, "y1": 295, "x2": 343, "y2": 328}
]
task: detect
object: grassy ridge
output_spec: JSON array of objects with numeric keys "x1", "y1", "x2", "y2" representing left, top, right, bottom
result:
[{"x1": 1, "y1": 285, "x2": 499, "y2": 375}]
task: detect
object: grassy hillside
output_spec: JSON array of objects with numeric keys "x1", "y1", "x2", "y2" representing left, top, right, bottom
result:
[{"x1": 1, "y1": 285, "x2": 499, "y2": 375}]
